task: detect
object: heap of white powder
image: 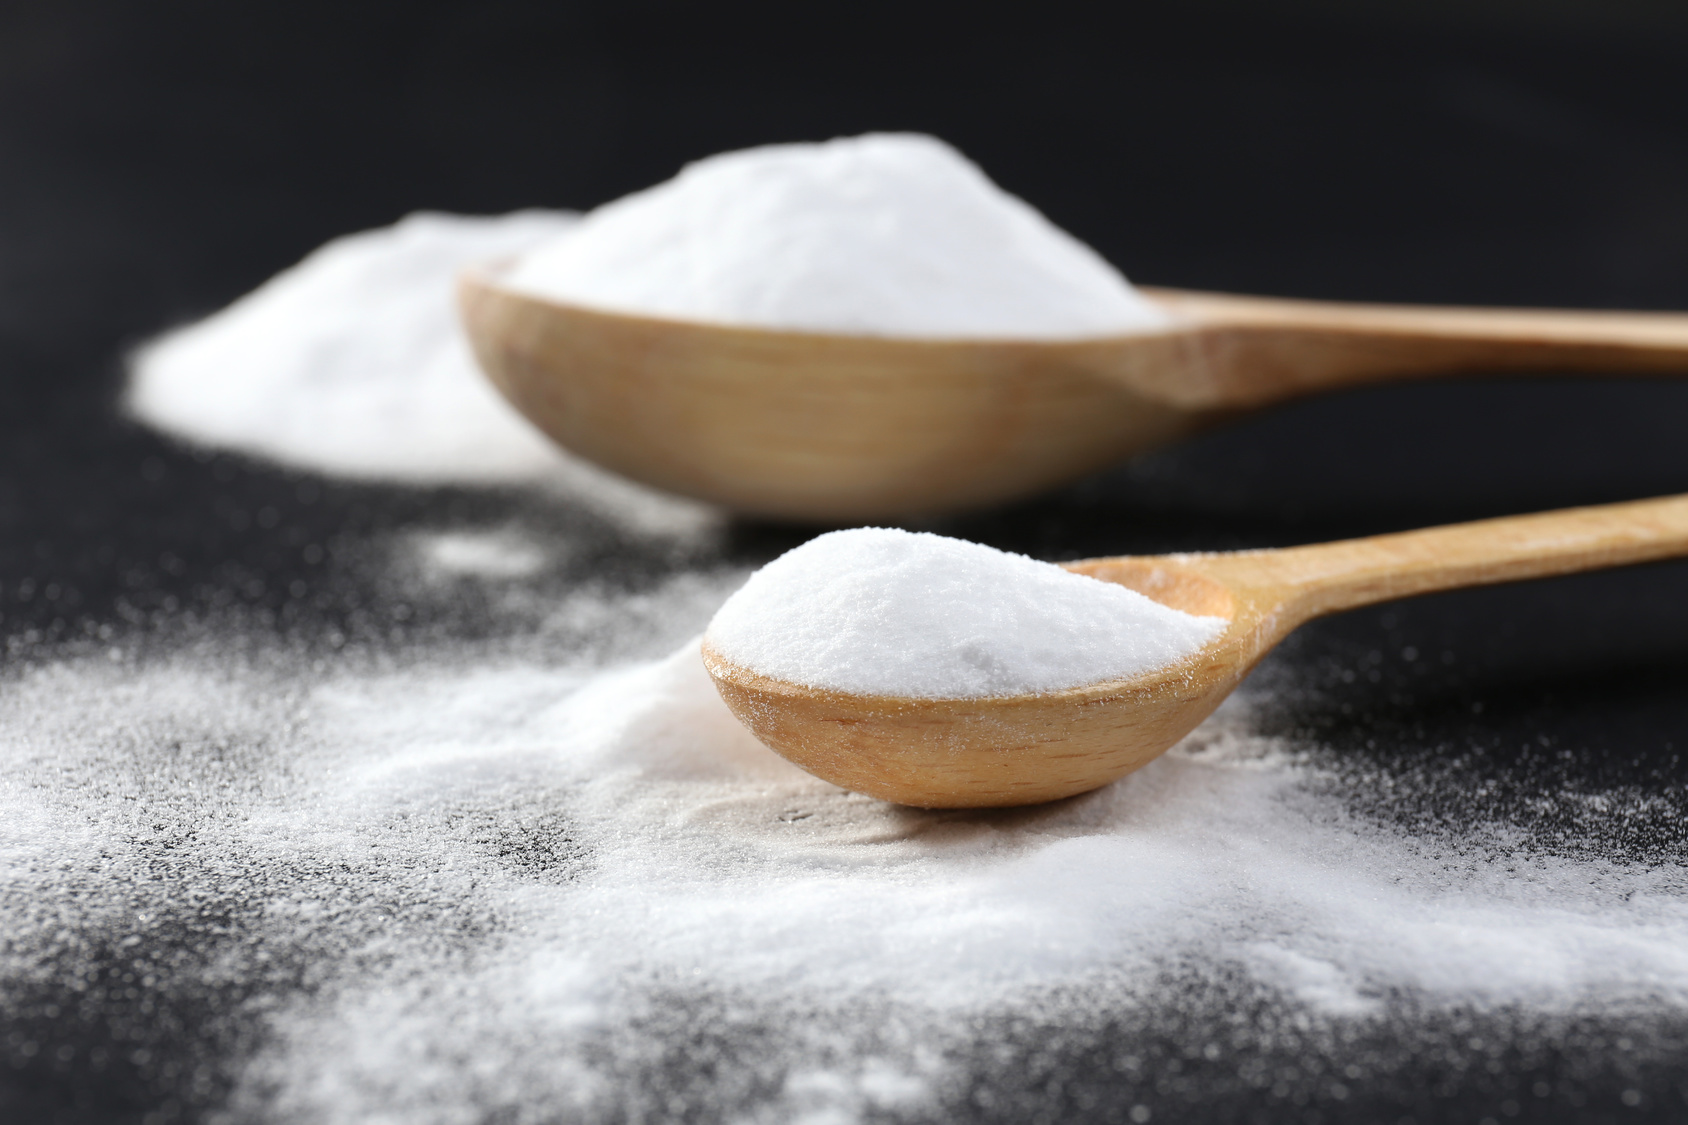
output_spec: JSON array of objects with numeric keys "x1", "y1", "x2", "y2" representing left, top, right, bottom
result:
[
  {"x1": 502, "y1": 133, "x2": 1169, "y2": 339},
  {"x1": 126, "y1": 134, "x2": 1164, "y2": 494},
  {"x1": 127, "y1": 210, "x2": 580, "y2": 484},
  {"x1": 124, "y1": 210, "x2": 717, "y2": 539},
  {"x1": 705, "y1": 528, "x2": 1224, "y2": 697}
]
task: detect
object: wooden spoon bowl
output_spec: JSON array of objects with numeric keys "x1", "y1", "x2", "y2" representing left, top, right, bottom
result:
[
  {"x1": 461, "y1": 272, "x2": 1688, "y2": 521},
  {"x1": 703, "y1": 494, "x2": 1688, "y2": 807},
  {"x1": 704, "y1": 558, "x2": 1244, "y2": 807}
]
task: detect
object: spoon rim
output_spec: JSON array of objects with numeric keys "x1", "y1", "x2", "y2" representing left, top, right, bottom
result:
[
  {"x1": 463, "y1": 265, "x2": 1194, "y2": 348},
  {"x1": 698, "y1": 618, "x2": 1252, "y2": 711}
]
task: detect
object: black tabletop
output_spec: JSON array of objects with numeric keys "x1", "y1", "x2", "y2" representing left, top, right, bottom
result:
[{"x1": 3, "y1": 4, "x2": 1687, "y2": 1123}]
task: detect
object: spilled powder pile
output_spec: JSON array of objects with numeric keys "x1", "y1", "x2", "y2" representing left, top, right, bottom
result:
[
  {"x1": 502, "y1": 133, "x2": 1169, "y2": 339},
  {"x1": 706, "y1": 527, "x2": 1224, "y2": 697},
  {"x1": 127, "y1": 210, "x2": 578, "y2": 484}
]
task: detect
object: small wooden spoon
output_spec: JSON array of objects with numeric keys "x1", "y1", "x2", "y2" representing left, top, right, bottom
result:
[
  {"x1": 701, "y1": 493, "x2": 1688, "y2": 808},
  {"x1": 461, "y1": 275, "x2": 1688, "y2": 521}
]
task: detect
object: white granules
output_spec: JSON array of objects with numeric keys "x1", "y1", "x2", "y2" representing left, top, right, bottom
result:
[
  {"x1": 704, "y1": 527, "x2": 1225, "y2": 697},
  {"x1": 5, "y1": 636, "x2": 1687, "y2": 1124},
  {"x1": 501, "y1": 133, "x2": 1169, "y2": 339},
  {"x1": 126, "y1": 210, "x2": 578, "y2": 484}
]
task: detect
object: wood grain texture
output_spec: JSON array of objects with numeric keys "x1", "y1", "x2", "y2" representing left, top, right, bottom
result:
[
  {"x1": 704, "y1": 493, "x2": 1688, "y2": 808},
  {"x1": 461, "y1": 273, "x2": 1688, "y2": 520}
]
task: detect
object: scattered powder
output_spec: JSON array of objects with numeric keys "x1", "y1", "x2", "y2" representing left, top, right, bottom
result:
[
  {"x1": 2, "y1": 634, "x2": 1686, "y2": 1123},
  {"x1": 501, "y1": 133, "x2": 1169, "y2": 339},
  {"x1": 413, "y1": 527, "x2": 553, "y2": 581},
  {"x1": 705, "y1": 527, "x2": 1225, "y2": 697}
]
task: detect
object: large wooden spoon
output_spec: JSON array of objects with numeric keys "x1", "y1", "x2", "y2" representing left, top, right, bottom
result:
[
  {"x1": 701, "y1": 493, "x2": 1688, "y2": 808},
  {"x1": 461, "y1": 275, "x2": 1688, "y2": 520}
]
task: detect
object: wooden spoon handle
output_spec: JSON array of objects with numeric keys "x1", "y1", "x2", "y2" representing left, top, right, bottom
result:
[
  {"x1": 1142, "y1": 287, "x2": 1688, "y2": 408},
  {"x1": 1196, "y1": 492, "x2": 1688, "y2": 626}
]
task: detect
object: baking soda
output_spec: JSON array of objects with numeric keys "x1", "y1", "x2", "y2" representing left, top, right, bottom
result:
[
  {"x1": 124, "y1": 136, "x2": 1164, "y2": 501},
  {"x1": 3, "y1": 634, "x2": 1686, "y2": 1124},
  {"x1": 125, "y1": 209, "x2": 720, "y2": 540},
  {"x1": 502, "y1": 133, "x2": 1169, "y2": 339},
  {"x1": 706, "y1": 527, "x2": 1224, "y2": 696},
  {"x1": 126, "y1": 210, "x2": 577, "y2": 485}
]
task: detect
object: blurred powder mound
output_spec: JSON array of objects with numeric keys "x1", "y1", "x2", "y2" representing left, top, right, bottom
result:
[{"x1": 126, "y1": 210, "x2": 578, "y2": 485}]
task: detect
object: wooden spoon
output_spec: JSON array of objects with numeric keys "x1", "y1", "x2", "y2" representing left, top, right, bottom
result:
[
  {"x1": 701, "y1": 493, "x2": 1688, "y2": 808},
  {"x1": 461, "y1": 275, "x2": 1688, "y2": 521}
]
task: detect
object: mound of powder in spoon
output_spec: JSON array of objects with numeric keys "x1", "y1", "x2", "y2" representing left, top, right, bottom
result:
[
  {"x1": 705, "y1": 527, "x2": 1225, "y2": 698},
  {"x1": 501, "y1": 132, "x2": 1168, "y2": 339}
]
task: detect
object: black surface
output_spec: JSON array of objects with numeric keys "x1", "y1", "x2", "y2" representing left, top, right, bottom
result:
[{"x1": 3, "y1": 3, "x2": 1687, "y2": 1122}]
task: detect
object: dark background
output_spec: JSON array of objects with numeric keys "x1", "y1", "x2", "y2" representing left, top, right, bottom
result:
[{"x1": 2, "y1": 2, "x2": 1687, "y2": 1122}]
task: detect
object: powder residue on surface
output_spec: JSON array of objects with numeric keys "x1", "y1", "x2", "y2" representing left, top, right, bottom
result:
[
  {"x1": 501, "y1": 133, "x2": 1169, "y2": 340},
  {"x1": 704, "y1": 527, "x2": 1225, "y2": 697},
  {"x1": 3, "y1": 632, "x2": 1687, "y2": 1124}
]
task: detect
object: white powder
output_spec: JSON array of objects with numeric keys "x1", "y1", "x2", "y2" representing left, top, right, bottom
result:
[
  {"x1": 128, "y1": 210, "x2": 574, "y2": 484},
  {"x1": 501, "y1": 133, "x2": 1169, "y2": 339},
  {"x1": 3, "y1": 636, "x2": 1686, "y2": 1124},
  {"x1": 124, "y1": 209, "x2": 720, "y2": 540},
  {"x1": 705, "y1": 527, "x2": 1225, "y2": 697},
  {"x1": 413, "y1": 527, "x2": 552, "y2": 581}
]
